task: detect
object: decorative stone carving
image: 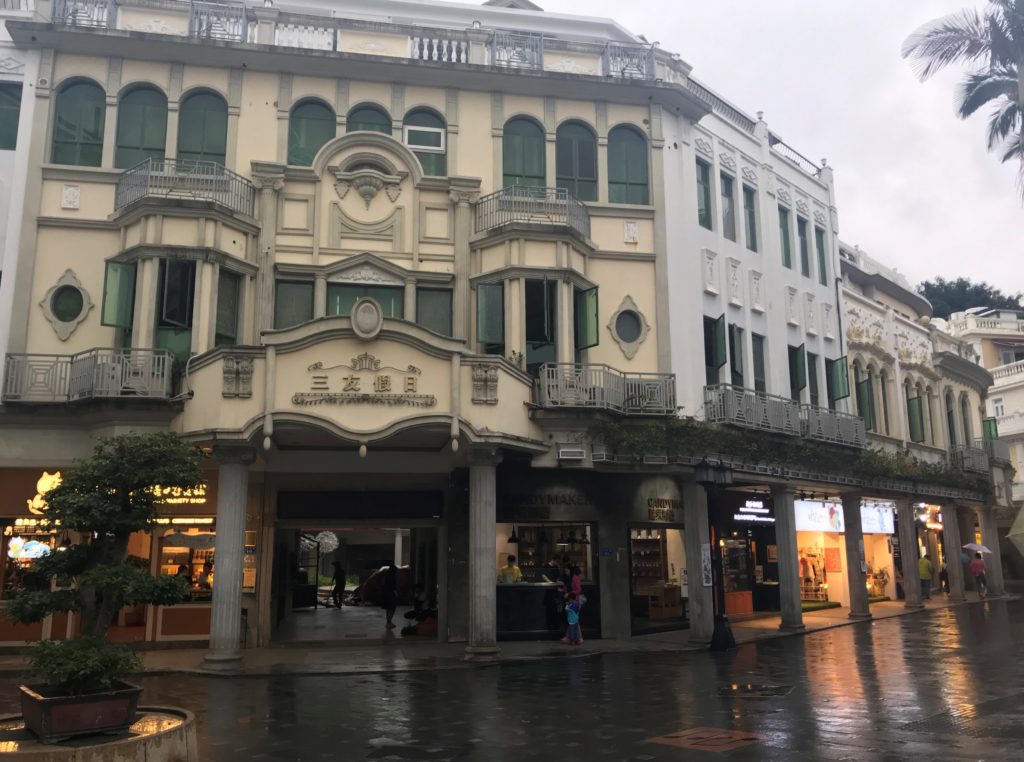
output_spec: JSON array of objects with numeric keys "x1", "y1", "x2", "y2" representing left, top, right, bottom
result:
[
  {"x1": 813, "y1": 208, "x2": 827, "y2": 225},
  {"x1": 61, "y1": 184, "x2": 80, "y2": 210},
  {"x1": 222, "y1": 355, "x2": 253, "y2": 399},
  {"x1": 329, "y1": 263, "x2": 404, "y2": 286},
  {"x1": 719, "y1": 152, "x2": 736, "y2": 170},
  {"x1": 623, "y1": 221, "x2": 639, "y2": 244},
  {"x1": 608, "y1": 295, "x2": 650, "y2": 360},
  {"x1": 741, "y1": 165, "x2": 758, "y2": 184},
  {"x1": 796, "y1": 199, "x2": 809, "y2": 215},
  {"x1": 122, "y1": 18, "x2": 178, "y2": 34},
  {"x1": 702, "y1": 248, "x2": 719, "y2": 295},
  {"x1": 726, "y1": 258, "x2": 742, "y2": 305},
  {"x1": 785, "y1": 286, "x2": 799, "y2": 325},
  {"x1": 748, "y1": 270, "x2": 765, "y2": 313},
  {"x1": 330, "y1": 164, "x2": 406, "y2": 208},
  {"x1": 845, "y1": 304, "x2": 886, "y2": 347},
  {"x1": 694, "y1": 136, "x2": 714, "y2": 158},
  {"x1": 39, "y1": 269, "x2": 93, "y2": 341},
  {"x1": 471, "y1": 364, "x2": 499, "y2": 404},
  {"x1": 777, "y1": 186, "x2": 792, "y2": 205},
  {"x1": 351, "y1": 297, "x2": 384, "y2": 341},
  {"x1": 804, "y1": 293, "x2": 817, "y2": 335},
  {"x1": 894, "y1": 326, "x2": 932, "y2": 368},
  {"x1": 545, "y1": 57, "x2": 594, "y2": 75},
  {"x1": 822, "y1": 302, "x2": 835, "y2": 339},
  {"x1": 0, "y1": 56, "x2": 25, "y2": 74}
]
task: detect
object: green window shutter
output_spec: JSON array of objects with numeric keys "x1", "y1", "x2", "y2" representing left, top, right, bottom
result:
[
  {"x1": 696, "y1": 160, "x2": 712, "y2": 229},
  {"x1": 573, "y1": 286, "x2": 599, "y2": 351},
  {"x1": 788, "y1": 344, "x2": 806, "y2": 400},
  {"x1": 714, "y1": 314, "x2": 727, "y2": 369},
  {"x1": 288, "y1": 100, "x2": 336, "y2": 167},
  {"x1": 346, "y1": 105, "x2": 391, "y2": 133},
  {"x1": 983, "y1": 417, "x2": 999, "y2": 441},
  {"x1": 608, "y1": 126, "x2": 649, "y2": 205},
  {"x1": 52, "y1": 81, "x2": 105, "y2": 167},
  {"x1": 807, "y1": 352, "x2": 819, "y2": 406},
  {"x1": 503, "y1": 118, "x2": 545, "y2": 188},
  {"x1": 751, "y1": 333, "x2": 766, "y2": 392},
  {"x1": 274, "y1": 281, "x2": 314, "y2": 329},
  {"x1": 856, "y1": 378, "x2": 875, "y2": 431},
  {"x1": 215, "y1": 270, "x2": 241, "y2": 347},
  {"x1": 101, "y1": 261, "x2": 137, "y2": 328},
  {"x1": 477, "y1": 283, "x2": 504, "y2": 348},
  {"x1": 778, "y1": 206, "x2": 792, "y2": 268},
  {"x1": 827, "y1": 356, "x2": 851, "y2": 402},
  {"x1": 908, "y1": 397, "x2": 925, "y2": 443},
  {"x1": 115, "y1": 87, "x2": 167, "y2": 169},
  {"x1": 556, "y1": 122, "x2": 597, "y2": 201},
  {"x1": 178, "y1": 91, "x2": 228, "y2": 165},
  {"x1": 0, "y1": 82, "x2": 22, "y2": 151},
  {"x1": 815, "y1": 226, "x2": 828, "y2": 286},
  {"x1": 416, "y1": 288, "x2": 453, "y2": 336}
]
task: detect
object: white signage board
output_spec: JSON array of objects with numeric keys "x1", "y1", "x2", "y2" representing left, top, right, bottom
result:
[
  {"x1": 794, "y1": 500, "x2": 845, "y2": 533},
  {"x1": 860, "y1": 502, "x2": 895, "y2": 535}
]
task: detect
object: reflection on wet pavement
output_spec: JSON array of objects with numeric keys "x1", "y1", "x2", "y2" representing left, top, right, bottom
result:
[{"x1": 0, "y1": 599, "x2": 1018, "y2": 760}]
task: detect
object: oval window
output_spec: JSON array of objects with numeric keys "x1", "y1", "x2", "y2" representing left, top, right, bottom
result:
[
  {"x1": 615, "y1": 310, "x2": 642, "y2": 343},
  {"x1": 51, "y1": 285, "x2": 84, "y2": 323}
]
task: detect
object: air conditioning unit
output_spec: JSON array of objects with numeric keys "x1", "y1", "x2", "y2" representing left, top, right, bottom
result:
[{"x1": 557, "y1": 444, "x2": 586, "y2": 461}]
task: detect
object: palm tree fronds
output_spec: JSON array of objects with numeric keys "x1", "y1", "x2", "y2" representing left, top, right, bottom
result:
[
  {"x1": 986, "y1": 99, "x2": 1022, "y2": 149},
  {"x1": 957, "y1": 69, "x2": 1018, "y2": 119},
  {"x1": 902, "y1": 9, "x2": 992, "y2": 80}
]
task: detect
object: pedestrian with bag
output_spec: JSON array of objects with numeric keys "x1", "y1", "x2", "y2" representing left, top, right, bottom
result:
[
  {"x1": 564, "y1": 593, "x2": 582, "y2": 646},
  {"x1": 918, "y1": 553, "x2": 934, "y2": 600},
  {"x1": 969, "y1": 552, "x2": 987, "y2": 599}
]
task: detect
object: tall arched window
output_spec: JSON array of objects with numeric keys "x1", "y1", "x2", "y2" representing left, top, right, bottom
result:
[
  {"x1": 52, "y1": 80, "x2": 105, "y2": 166},
  {"x1": 404, "y1": 108, "x2": 446, "y2": 176},
  {"x1": 555, "y1": 121, "x2": 597, "y2": 201},
  {"x1": 608, "y1": 125, "x2": 649, "y2": 204},
  {"x1": 502, "y1": 117, "x2": 545, "y2": 188},
  {"x1": 925, "y1": 386, "x2": 937, "y2": 445},
  {"x1": 878, "y1": 369, "x2": 891, "y2": 436},
  {"x1": 288, "y1": 99, "x2": 335, "y2": 166},
  {"x1": 346, "y1": 104, "x2": 391, "y2": 133},
  {"x1": 960, "y1": 394, "x2": 972, "y2": 445},
  {"x1": 115, "y1": 86, "x2": 167, "y2": 169},
  {"x1": 945, "y1": 391, "x2": 958, "y2": 449},
  {"x1": 177, "y1": 91, "x2": 228, "y2": 165}
]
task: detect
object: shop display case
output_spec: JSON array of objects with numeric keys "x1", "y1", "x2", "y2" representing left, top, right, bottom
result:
[
  {"x1": 158, "y1": 528, "x2": 216, "y2": 601},
  {"x1": 512, "y1": 525, "x2": 591, "y2": 581}
]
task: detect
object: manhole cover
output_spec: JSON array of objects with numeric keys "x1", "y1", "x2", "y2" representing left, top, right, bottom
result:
[
  {"x1": 718, "y1": 683, "x2": 793, "y2": 698},
  {"x1": 646, "y1": 727, "x2": 758, "y2": 752}
]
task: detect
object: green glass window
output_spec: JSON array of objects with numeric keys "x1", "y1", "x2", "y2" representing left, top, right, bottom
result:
[
  {"x1": 814, "y1": 226, "x2": 828, "y2": 286},
  {"x1": 778, "y1": 206, "x2": 792, "y2": 268},
  {"x1": 728, "y1": 323, "x2": 744, "y2": 387},
  {"x1": 477, "y1": 282, "x2": 504, "y2": 356},
  {"x1": 857, "y1": 373, "x2": 876, "y2": 432},
  {"x1": 525, "y1": 279, "x2": 557, "y2": 375},
  {"x1": 404, "y1": 109, "x2": 446, "y2": 176},
  {"x1": 215, "y1": 270, "x2": 242, "y2": 347},
  {"x1": 797, "y1": 217, "x2": 811, "y2": 277},
  {"x1": 274, "y1": 281, "x2": 314, "y2": 329},
  {"x1": 327, "y1": 283, "x2": 404, "y2": 318},
  {"x1": 908, "y1": 396, "x2": 925, "y2": 443},
  {"x1": 177, "y1": 91, "x2": 227, "y2": 165},
  {"x1": 720, "y1": 173, "x2": 736, "y2": 241},
  {"x1": 752, "y1": 333, "x2": 766, "y2": 393},
  {"x1": 0, "y1": 83, "x2": 22, "y2": 151},
  {"x1": 155, "y1": 259, "x2": 196, "y2": 361},
  {"x1": 807, "y1": 352, "x2": 820, "y2": 407},
  {"x1": 608, "y1": 125, "x2": 649, "y2": 205},
  {"x1": 52, "y1": 81, "x2": 105, "y2": 166},
  {"x1": 555, "y1": 122, "x2": 597, "y2": 201},
  {"x1": 696, "y1": 160, "x2": 712, "y2": 230},
  {"x1": 825, "y1": 356, "x2": 850, "y2": 410},
  {"x1": 574, "y1": 286, "x2": 599, "y2": 355},
  {"x1": 703, "y1": 314, "x2": 726, "y2": 386},
  {"x1": 788, "y1": 344, "x2": 806, "y2": 402},
  {"x1": 101, "y1": 261, "x2": 136, "y2": 328},
  {"x1": 503, "y1": 117, "x2": 545, "y2": 189},
  {"x1": 346, "y1": 104, "x2": 391, "y2": 133},
  {"x1": 416, "y1": 287, "x2": 452, "y2": 336},
  {"x1": 115, "y1": 87, "x2": 167, "y2": 169},
  {"x1": 288, "y1": 100, "x2": 335, "y2": 166},
  {"x1": 743, "y1": 185, "x2": 757, "y2": 251}
]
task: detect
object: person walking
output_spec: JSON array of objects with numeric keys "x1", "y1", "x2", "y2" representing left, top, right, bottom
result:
[
  {"x1": 564, "y1": 593, "x2": 582, "y2": 645},
  {"x1": 330, "y1": 560, "x2": 346, "y2": 609},
  {"x1": 918, "y1": 553, "x2": 934, "y2": 601},
  {"x1": 382, "y1": 562, "x2": 398, "y2": 629},
  {"x1": 969, "y1": 552, "x2": 987, "y2": 599}
]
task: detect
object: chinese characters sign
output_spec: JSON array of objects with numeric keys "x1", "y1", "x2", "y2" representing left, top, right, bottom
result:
[{"x1": 293, "y1": 353, "x2": 436, "y2": 408}]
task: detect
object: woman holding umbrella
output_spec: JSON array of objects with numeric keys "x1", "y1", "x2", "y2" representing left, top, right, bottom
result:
[{"x1": 969, "y1": 552, "x2": 987, "y2": 598}]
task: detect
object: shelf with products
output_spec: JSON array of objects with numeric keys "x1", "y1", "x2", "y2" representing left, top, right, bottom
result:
[
  {"x1": 505, "y1": 523, "x2": 594, "y2": 580},
  {"x1": 157, "y1": 528, "x2": 216, "y2": 601}
]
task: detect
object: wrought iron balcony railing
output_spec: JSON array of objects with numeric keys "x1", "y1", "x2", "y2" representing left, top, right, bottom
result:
[
  {"x1": 704, "y1": 384, "x2": 801, "y2": 437},
  {"x1": 953, "y1": 445, "x2": 990, "y2": 474},
  {"x1": 602, "y1": 43, "x2": 655, "y2": 80},
  {"x1": 474, "y1": 186, "x2": 590, "y2": 240},
  {"x1": 536, "y1": 363, "x2": 676, "y2": 416},
  {"x1": 800, "y1": 404, "x2": 866, "y2": 449},
  {"x1": 115, "y1": 158, "x2": 256, "y2": 218},
  {"x1": 189, "y1": 0, "x2": 247, "y2": 41},
  {"x1": 489, "y1": 30, "x2": 544, "y2": 70},
  {"x1": 3, "y1": 349, "x2": 174, "y2": 403},
  {"x1": 978, "y1": 437, "x2": 1011, "y2": 463},
  {"x1": 52, "y1": 0, "x2": 113, "y2": 27}
]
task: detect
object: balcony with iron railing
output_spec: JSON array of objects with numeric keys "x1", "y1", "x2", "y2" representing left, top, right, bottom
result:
[
  {"x1": 977, "y1": 437, "x2": 1011, "y2": 463},
  {"x1": 3, "y1": 349, "x2": 174, "y2": 403},
  {"x1": 535, "y1": 363, "x2": 676, "y2": 416},
  {"x1": 703, "y1": 384, "x2": 801, "y2": 437},
  {"x1": 800, "y1": 404, "x2": 866, "y2": 449},
  {"x1": 474, "y1": 186, "x2": 590, "y2": 241},
  {"x1": 52, "y1": 0, "x2": 113, "y2": 27},
  {"x1": 952, "y1": 445, "x2": 990, "y2": 474},
  {"x1": 114, "y1": 158, "x2": 256, "y2": 218}
]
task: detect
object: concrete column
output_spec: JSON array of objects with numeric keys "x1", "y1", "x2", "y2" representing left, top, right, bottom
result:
[
  {"x1": 404, "y1": 277, "x2": 416, "y2": 323},
  {"x1": 131, "y1": 258, "x2": 157, "y2": 349},
  {"x1": 683, "y1": 482, "x2": 713, "y2": 643},
  {"x1": 940, "y1": 504, "x2": 965, "y2": 601},
  {"x1": 977, "y1": 506, "x2": 1006, "y2": 597},
  {"x1": 556, "y1": 278, "x2": 574, "y2": 364},
  {"x1": 313, "y1": 275, "x2": 327, "y2": 319},
  {"x1": 842, "y1": 494, "x2": 870, "y2": 619},
  {"x1": 895, "y1": 500, "x2": 924, "y2": 609},
  {"x1": 464, "y1": 448, "x2": 501, "y2": 661},
  {"x1": 251, "y1": 169, "x2": 285, "y2": 334},
  {"x1": 203, "y1": 446, "x2": 255, "y2": 671},
  {"x1": 449, "y1": 191, "x2": 476, "y2": 342},
  {"x1": 771, "y1": 485, "x2": 804, "y2": 631}
]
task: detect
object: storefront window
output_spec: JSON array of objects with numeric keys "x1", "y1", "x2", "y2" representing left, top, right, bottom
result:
[
  {"x1": 496, "y1": 523, "x2": 593, "y2": 582},
  {"x1": 0, "y1": 521, "x2": 57, "y2": 600},
  {"x1": 157, "y1": 523, "x2": 216, "y2": 601},
  {"x1": 629, "y1": 526, "x2": 686, "y2": 632}
]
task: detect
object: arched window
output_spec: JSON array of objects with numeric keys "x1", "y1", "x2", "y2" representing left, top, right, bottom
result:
[
  {"x1": 878, "y1": 369, "x2": 890, "y2": 436},
  {"x1": 346, "y1": 104, "x2": 391, "y2": 134},
  {"x1": 945, "y1": 391, "x2": 957, "y2": 449},
  {"x1": 52, "y1": 80, "x2": 105, "y2": 166},
  {"x1": 177, "y1": 91, "x2": 228, "y2": 165},
  {"x1": 288, "y1": 99, "x2": 335, "y2": 166},
  {"x1": 960, "y1": 394, "x2": 972, "y2": 445},
  {"x1": 115, "y1": 86, "x2": 167, "y2": 169},
  {"x1": 403, "y1": 108, "x2": 446, "y2": 176},
  {"x1": 555, "y1": 121, "x2": 597, "y2": 201},
  {"x1": 502, "y1": 117, "x2": 545, "y2": 189},
  {"x1": 608, "y1": 125, "x2": 649, "y2": 204}
]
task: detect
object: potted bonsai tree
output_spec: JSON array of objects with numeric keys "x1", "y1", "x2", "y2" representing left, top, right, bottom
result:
[{"x1": 7, "y1": 432, "x2": 202, "y2": 743}]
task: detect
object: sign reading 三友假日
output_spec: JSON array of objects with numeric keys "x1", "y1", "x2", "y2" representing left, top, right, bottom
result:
[{"x1": 292, "y1": 353, "x2": 436, "y2": 408}]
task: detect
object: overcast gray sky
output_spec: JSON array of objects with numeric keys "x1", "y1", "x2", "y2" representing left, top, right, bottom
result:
[{"x1": 542, "y1": 0, "x2": 1021, "y2": 293}]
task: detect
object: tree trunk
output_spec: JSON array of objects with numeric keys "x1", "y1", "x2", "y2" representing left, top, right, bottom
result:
[{"x1": 80, "y1": 533, "x2": 131, "y2": 638}]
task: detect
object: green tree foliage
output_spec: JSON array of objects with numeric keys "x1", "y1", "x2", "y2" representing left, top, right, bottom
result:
[
  {"x1": 902, "y1": 1, "x2": 1024, "y2": 192},
  {"x1": 916, "y1": 276, "x2": 1023, "y2": 318},
  {"x1": 7, "y1": 433, "x2": 203, "y2": 693}
]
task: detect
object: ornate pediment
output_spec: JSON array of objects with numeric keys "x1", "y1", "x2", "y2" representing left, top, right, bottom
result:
[{"x1": 330, "y1": 163, "x2": 407, "y2": 209}]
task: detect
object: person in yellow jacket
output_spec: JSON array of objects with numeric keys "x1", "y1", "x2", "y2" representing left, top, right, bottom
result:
[{"x1": 918, "y1": 554, "x2": 934, "y2": 600}]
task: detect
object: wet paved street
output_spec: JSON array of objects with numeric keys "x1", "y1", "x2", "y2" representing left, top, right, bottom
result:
[{"x1": 2, "y1": 599, "x2": 1022, "y2": 760}]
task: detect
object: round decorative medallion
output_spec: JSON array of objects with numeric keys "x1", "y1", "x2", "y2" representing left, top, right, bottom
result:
[{"x1": 351, "y1": 297, "x2": 384, "y2": 340}]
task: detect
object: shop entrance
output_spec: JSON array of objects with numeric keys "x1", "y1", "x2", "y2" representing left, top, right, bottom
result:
[
  {"x1": 271, "y1": 524, "x2": 440, "y2": 643},
  {"x1": 629, "y1": 525, "x2": 687, "y2": 634}
]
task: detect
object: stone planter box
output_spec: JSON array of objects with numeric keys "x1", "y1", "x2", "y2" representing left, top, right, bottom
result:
[{"x1": 20, "y1": 681, "x2": 142, "y2": 744}]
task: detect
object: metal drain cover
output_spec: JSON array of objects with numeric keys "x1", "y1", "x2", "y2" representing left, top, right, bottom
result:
[{"x1": 718, "y1": 683, "x2": 794, "y2": 698}]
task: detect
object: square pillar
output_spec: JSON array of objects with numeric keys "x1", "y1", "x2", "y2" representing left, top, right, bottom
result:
[
  {"x1": 940, "y1": 504, "x2": 966, "y2": 601},
  {"x1": 683, "y1": 482, "x2": 714, "y2": 643},
  {"x1": 841, "y1": 494, "x2": 870, "y2": 619},
  {"x1": 465, "y1": 448, "x2": 501, "y2": 661},
  {"x1": 895, "y1": 500, "x2": 924, "y2": 609},
  {"x1": 771, "y1": 485, "x2": 804, "y2": 631},
  {"x1": 958, "y1": 509, "x2": 978, "y2": 591},
  {"x1": 203, "y1": 446, "x2": 255, "y2": 672},
  {"x1": 976, "y1": 506, "x2": 1005, "y2": 597}
]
